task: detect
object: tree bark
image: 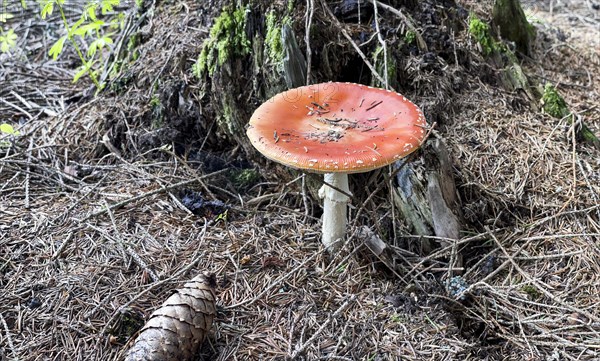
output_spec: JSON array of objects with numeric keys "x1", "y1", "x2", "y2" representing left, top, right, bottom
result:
[
  {"x1": 393, "y1": 138, "x2": 463, "y2": 268},
  {"x1": 492, "y1": 0, "x2": 535, "y2": 57}
]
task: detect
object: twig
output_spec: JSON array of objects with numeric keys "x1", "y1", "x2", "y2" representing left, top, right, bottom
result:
[
  {"x1": 289, "y1": 294, "x2": 357, "y2": 359},
  {"x1": 52, "y1": 232, "x2": 74, "y2": 260},
  {"x1": 487, "y1": 230, "x2": 600, "y2": 323},
  {"x1": 102, "y1": 200, "x2": 160, "y2": 282},
  {"x1": 402, "y1": 228, "x2": 501, "y2": 282},
  {"x1": 49, "y1": 174, "x2": 109, "y2": 231},
  {"x1": 25, "y1": 137, "x2": 33, "y2": 209},
  {"x1": 301, "y1": 174, "x2": 310, "y2": 219},
  {"x1": 0, "y1": 312, "x2": 17, "y2": 361},
  {"x1": 100, "y1": 10, "x2": 138, "y2": 84},
  {"x1": 305, "y1": 0, "x2": 315, "y2": 85},
  {"x1": 0, "y1": 97, "x2": 34, "y2": 120},
  {"x1": 446, "y1": 236, "x2": 460, "y2": 279},
  {"x1": 372, "y1": 0, "x2": 388, "y2": 89},
  {"x1": 148, "y1": 47, "x2": 175, "y2": 97},
  {"x1": 287, "y1": 308, "x2": 305, "y2": 355},
  {"x1": 54, "y1": 169, "x2": 227, "y2": 258},
  {"x1": 527, "y1": 204, "x2": 600, "y2": 230}
]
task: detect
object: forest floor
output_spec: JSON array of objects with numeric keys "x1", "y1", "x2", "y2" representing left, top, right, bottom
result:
[{"x1": 1, "y1": 0, "x2": 599, "y2": 360}]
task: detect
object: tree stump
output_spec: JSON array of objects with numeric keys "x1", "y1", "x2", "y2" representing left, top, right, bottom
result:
[{"x1": 492, "y1": 0, "x2": 535, "y2": 57}]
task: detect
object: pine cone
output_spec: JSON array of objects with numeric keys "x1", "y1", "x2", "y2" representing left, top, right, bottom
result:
[{"x1": 125, "y1": 273, "x2": 217, "y2": 361}]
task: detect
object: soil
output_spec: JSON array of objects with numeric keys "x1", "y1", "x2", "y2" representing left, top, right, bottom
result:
[{"x1": 1, "y1": 0, "x2": 599, "y2": 360}]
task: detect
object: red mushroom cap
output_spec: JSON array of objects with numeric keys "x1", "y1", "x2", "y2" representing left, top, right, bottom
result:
[{"x1": 247, "y1": 82, "x2": 427, "y2": 173}]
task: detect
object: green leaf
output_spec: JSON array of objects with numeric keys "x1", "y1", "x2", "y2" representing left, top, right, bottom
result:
[
  {"x1": 40, "y1": 0, "x2": 54, "y2": 19},
  {"x1": 0, "y1": 13, "x2": 14, "y2": 22},
  {"x1": 73, "y1": 66, "x2": 88, "y2": 83},
  {"x1": 0, "y1": 29, "x2": 17, "y2": 53},
  {"x1": 0, "y1": 123, "x2": 18, "y2": 135},
  {"x1": 101, "y1": 0, "x2": 120, "y2": 14},
  {"x1": 20, "y1": 0, "x2": 27, "y2": 9},
  {"x1": 6, "y1": 29, "x2": 17, "y2": 42},
  {"x1": 85, "y1": 3, "x2": 98, "y2": 20},
  {"x1": 88, "y1": 34, "x2": 113, "y2": 57},
  {"x1": 48, "y1": 35, "x2": 67, "y2": 60},
  {"x1": 68, "y1": 18, "x2": 85, "y2": 37},
  {"x1": 72, "y1": 60, "x2": 95, "y2": 83},
  {"x1": 109, "y1": 13, "x2": 125, "y2": 29},
  {"x1": 72, "y1": 20, "x2": 104, "y2": 37}
]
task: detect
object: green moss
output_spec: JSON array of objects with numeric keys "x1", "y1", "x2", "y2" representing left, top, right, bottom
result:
[
  {"x1": 194, "y1": 5, "x2": 251, "y2": 77},
  {"x1": 149, "y1": 96, "x2": 160, "y2": 108},
  {"x1": 469, "y1": 15, "x2": 495, "y2": 55},
  {"x1": 125, "y1": 32, "x2": 141, "y2": 62},
  {"x1": 108, "y1": 308, "x2": 145, "y2": 344},
  {"x1": 264, "y1": 11, "x2": 287, "y2": 63},
  {"x1": 540, "y1": 86, "x2": 599, "y2": 148},
  {"x1": 127, "y1": 33, "x2": 140, "y2": 53},
  {"x1": 110, "y1": 71, "x2": 134, "y2": 93},
  {"x1": 524, "y1": 9, "x2": 543, "y2": 25},
  {"x1": 109, "y1": 61, "x2": 121, "y2": 79},
  {"x1": 501, "y1": 62, "x2": 528, "y2": 91},
  {"x1": 521, "y1": 285, "x2": 541, "y2": 300},
  {"x1": 193, "y1": 46, "x2": 209, "y2": 78},
  {"x1": 220, "y1": 95, "x2": 236, "y2": 134},
  {"x1": 287, "y1": 0, "x2": 294, "y2": 13},
  {"x1": 232, "y1": 169, "x2": 261, "y2": 189},
  {"x1": 542, "y1": 84, "x2": 569, "y2": 118},
  {"x1": 390, "y1": 313, "x2": 404, "y2": 323},
  {"x1": 404, "y1": 30, "x2": 416, "y2": 45},
  {"x1": 150, "y1": 95, "x2": 163, "y2": 129}
]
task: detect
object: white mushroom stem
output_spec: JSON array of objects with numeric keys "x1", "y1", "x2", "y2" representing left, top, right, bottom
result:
[{"x1": 318, "y1": 173, "x2": 351, "y2": 251}]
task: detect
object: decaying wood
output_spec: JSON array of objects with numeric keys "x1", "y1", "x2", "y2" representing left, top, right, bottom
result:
[
  {"x1": 392, "y1": 160, "x2": 433, "y2": 246},
  {"x1": 357, "y1": 225, "x2": 396, "y2": 271},
  {"x1": 125, "y1": 273, "x2": 217, "y2": 361},
  {"x1": 282, "y1": 24, "x2": 308, "y2": 89},
  {"x1": 393, "y1": 137, "x2": 463, "y2": 267},
  {"x1": 425, "y1": 139, "x2": 462, "y2": 242}
]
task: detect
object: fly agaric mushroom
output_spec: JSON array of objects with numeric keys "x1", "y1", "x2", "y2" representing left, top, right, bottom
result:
[{"x1": 247, "y1": 82, "x2": 426, "y2": 251}]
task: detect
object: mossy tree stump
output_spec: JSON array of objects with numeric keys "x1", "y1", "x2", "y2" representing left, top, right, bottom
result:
[
  {"x1": 492, "y1": 0, "x2": 535, "y2": 57},
  {"x1": 195, "y1": 0, "x2": 468, "y2": 260}
]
